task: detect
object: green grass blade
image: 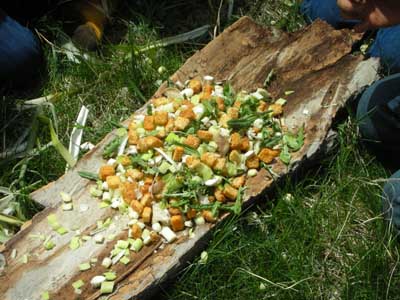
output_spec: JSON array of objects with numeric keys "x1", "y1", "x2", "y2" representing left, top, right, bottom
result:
[{"x1": 0, "y1": 213, "x2": 24, "y2": 226}]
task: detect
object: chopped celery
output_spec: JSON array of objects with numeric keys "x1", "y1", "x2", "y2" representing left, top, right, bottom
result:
[
  {"x1": 72, "y1": 279, "x2": 85, "y2": 290},
  {"x1": 79, "y1": 262, "x2": 91, "y2": 271},
  {"x1": 120, "y1": 256, "x2": 130, "y2": 265},
  {"x1": 70, "y1": 237, "x2": 81, "y2": 250},
  {"x1": 131, "y1": 239, "x2": 143, "y2": 252},
  {"x1": 104, "y1": 272, "x2": 117, "y2": 281},
  {"x1": 56, "y1": 227, "x2": 68, "y2": 235},
  {"x1": 159, "y1": 161, "x2": 172, "y2": 174},
  {"x1": 44, "y1": 240, "x2": 56, "y2": 250},
  {"x1": 116, "y1": 240, "x2": 129, "y2": 249},
  {"x1": 100, "y1": 281, "x2": 114, "y2": 294},
  {"x1": 194, "y1": 163, "x2": 214, "y2": 180},
  {"x1": 41, "y1": 291, "x2": 50, "y2": 300},
  {"x1": 165, "y1": 132, "x2": 180, "y2": 144}
]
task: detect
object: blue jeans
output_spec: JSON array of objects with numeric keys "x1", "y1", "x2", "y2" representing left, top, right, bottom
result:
[
  {"x1": 0, "y1": 13, "x2": 42, "y2": 85},
  {"x1": 301, "y1": 0, "x2": 400, "y2": 73}
]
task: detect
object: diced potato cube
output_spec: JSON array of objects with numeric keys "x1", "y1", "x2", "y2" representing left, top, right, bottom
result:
[
  {"x1": 119, "y1": 155, "x2": 131, "y2": 166},
  {"x1": 168, "y1": 207, "x2": 182, "y2": 216},
  {"x1": 165, "y1": 119, "x2": 175, "y2": 132},
  {"x1": 189, "y1": 79, "x2": 202, "y2": 94},
  {"x1": 214, "y1": 188, "x2": 226, "y2": 203},
  {"x1": 140, "y1": 193, "x2": 153, "y2": 207},
  {"x1": 152, "y1": 97, "x2": 168, "y2": 107},
  {"x1": 240, "y1": 137, "x2": 250, "y2": 152},
  {"x1": 216, "y1": 97, "x2": 225, "y2": 111},
  {"x1": 186, "y1": 157, "x2": 201, "y2": 169},
  {"x1": 174, "y1": 117, "x2": 191, "y2": 131},
  {"x1": 170, "y1": 215, "x2": 184, "y2": 231},
  {"x1": 230, "y1": 133, "x2": 241, "y2": 150},
  {"x1": 258, "y1": 101, "x2": 268, "y2": 112},
  {"x1": 128, "y1": 130, "x2": 139, "y2": 145},
  {"x1": 201, "y1": 152, "x2": 220, "y2": 168},
  {"x1": 202, "y1": 210, "x2": 217, "y2": 223},
  {"x1": 142, "y1": 207, "x2": 152, "y2": 224},
  {"x1": 201, "y1": 85, "x2": 213, "y2": 100},
  {"x1": 173, "y1": 146, "x2": 184, "y2": 162},
  {"x1": 246, "y1": 155, "x2": 260, "y2": 169},
  {"x1": 144, "y1": 116, "x2": 155, "y2": 131},
  {"x1": 180, "y1": 108, "x2": 196, "y2": 120},
  {"x1": 106, "y1": 176, "x2": 121, "y2": 190},
  {"x1": 138, "y1": 136, "x2": 163, "y2": 152},
  {"x1": 258, "y1": 148, "x2": 280, "y2": 164},
  {"x1": 184, "y1": 135, "x2": 201, "y2": 149},
  {"x1": 186, "y1": 208, "x2": 197, "y2": 220},
  {"x1": 197, "y1": 130, "x2": 213, "y2": 142},
  {"x1": 140, "y1": 184, "x2": 150, "y2": 195},
  {"x1": 233, "y1": 100, "x2": 241, "y2": 109},
  {"x1": 131, "y1": 223, "x2": 142, "y2": 239},
  {"x1": 213, "y1": 158, "x2": 226, "y2": 172},
  {"x1": 232, "y1": 175, "x2": 246, "y2": 189},
  {"x1": 128, "y1": 121, "x2": 137, "y2": 131},
  {"x1": 268, "y1": 104, "x2": 283, "y2": 116},
  {"x1": 130, "y1": 200, "x2": 144, "y2": 214},
  {"x1": 219, "y1": 113, "x2": 231, "y2": 128},
  {"x1": 122, "y1": 182, "x2": 137, "y2": 204},
  {"x1": 154, "y1": 111, "x2": 169, "y2": 126},
  {"x1": 99, "y1": 165, "x2": 115, "y2": 181},
  {"x1": 223, "y1": 184, "x2": 238, "y2": 200},
  {"x1": 126, "y1": 169, "x2": 144, "y2": 181},
  {"x1": 227, "y1": 107, "x2": 239, "y2": 119}
]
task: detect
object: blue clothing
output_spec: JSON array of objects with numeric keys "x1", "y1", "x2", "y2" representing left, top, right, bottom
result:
[
  {"x1": 301, "y1": 0, "x2": 400, "y2": 73},
  {"x1": 0, "y1": 13, "x2": 42, "y2": 84}
]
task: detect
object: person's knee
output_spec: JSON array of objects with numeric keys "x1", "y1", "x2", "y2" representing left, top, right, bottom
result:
[
  {"x1": 383, "y1": 170, "x2": 400, "y2": 231},
  {"x1": 0, "y1": 15, "x2": 43, "y2": 84},
  {"x1": 368, "y1": 25, "x2": 400, "y2": 74}
]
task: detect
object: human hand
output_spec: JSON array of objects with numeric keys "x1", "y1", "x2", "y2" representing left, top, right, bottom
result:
[{"x1": 337, "y1": 0, "x2": 400, "y2": 32}]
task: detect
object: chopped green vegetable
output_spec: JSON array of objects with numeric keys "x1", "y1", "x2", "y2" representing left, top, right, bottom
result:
[
  {"x1": 70, "y1": 237, "x2": 81, "y2": 250},
  {"x1": 131, "y1": 238, "x2": 143, "y2": 252},
  {"x1": 280, "y1": 144, "x2": 291, "y2": 165},
  {"x1": 47, "y1": 214, "x2": 60, "y2": 231},
  {"x1": 100, "y1": 281, "x2": 114, "y2": 294},
  {"x1": 104, "y1": 272, "x2": 117, "y2": 281},
  {"x1": 41, "y1": 291, "x2": 50, "y2": 300},
  {"x1": 79, "y1": 262, "x2": 91, "y2": 271},
  {"x1": 78, "y1": 171, "x2": 99, "y2": 181},
  {"x1": 116, "y1": 240, "x2": 130, "y2": 249},
  {"x1": 72, "y1": 279, "x2": 85, "y2": 290},
  {"x1": 56, "y1": 227, "x2": 68, "y2": 235},
  {"x1": 193, "y1": 163, "x2": 213, "y2": 181},
  {"x1": 44, "y1": 240, "x2": 56, "y2": 250},
  {"x1": 120, "y1": 256, "x2": 130, "y2": 265},
  {"x1": 103, "y1": 136, "x2": 122, "y2": 159}
]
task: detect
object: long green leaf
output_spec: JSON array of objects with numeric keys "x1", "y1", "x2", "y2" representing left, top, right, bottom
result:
[{"x1": 0, "y1": 213, "x2": 24, "y2": 226}]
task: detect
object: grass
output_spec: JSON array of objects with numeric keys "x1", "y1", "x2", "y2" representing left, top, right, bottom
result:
[{"x1": 1, "y1": 0, "x2": 400, "y2": 299}]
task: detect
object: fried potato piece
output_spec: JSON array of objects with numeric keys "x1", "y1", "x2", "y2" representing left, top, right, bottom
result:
[
  {"x1": 99, "y1": 165, "x2": 115, "y2": 180},
  {"x1": 230, "y1": 132, "x2": 241, "y2": 150},
  {"x1": 184, "y1": 135, "x2": 201, "y2": 149},
  {"x1": 173, "y1": 146, "x2": 185, "y2": 162},
  {"x1": 258, "y1": 148, "x2": 280, "y2": 164},
  {"x1": 268, "y1": 104, "x2": 283, "y2": 116},
  {"x1": 171, "y1": 215, "x2": 184, "y2": 231},
  {"x1": 106, "y1": 176, "x2": 120, "y2": 190},
  {"x1": 246, "y1": 155, "x2": 260, "y2": 169},
  {"x1": 197, "y1": 130, "x2": 213, "y2": 142},
  {"x1": 138, "y1": 136, "x2": 163, "y2": 152},
  {"x1": 174, "y1": 116, "x2": 191, "y2": 131},
  {"x1": 154, "y1": 111, "x2": 169, "y2": 126},
  {"x1": 144, "y1": 115, "x2": 155, "y2": 131},
  {"x1": 189, "y1": 79, "x2": 202, "y2": 94},
  {"x1": 223, "y1": 184, "x2": 238, "y2": 200}
]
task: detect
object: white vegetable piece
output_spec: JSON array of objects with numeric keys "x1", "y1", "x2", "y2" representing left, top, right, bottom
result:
[
  {"x1": 62, "y1": 203, "x2": 73, "y2": 211},
  {"x1": 143, "y1": 235, "x2": 152, "y2": 245},
  {"x1": 102, "y1": 181, "x2": 109, "y2": 191},
  {"x1": 181, "y1": 88, "x2": 194, "y2": 98},
  {"x1": 154, "y1": 148, "x2": 176, "y2": 166},
  {"x1": 160, "y1": 226, "x2": 177, "y2": 243},
  {"x1": 184, "y1": 221, "x2": 193, "y2": 228},
  {"x1": 107, "y1": 158, "x2": 116, "y2": 166},
  {"x1": 91, "y1": 276, "x2": 106, "y2": 288},
  {"x1": 152, "y1": 203, "x2": 171, "y2": 226},
  {"x1": 194, "y1": 216, "x2": 206, "y2": 225},
  {"x1": 251, "y1": 91, "x2": 264, "y2": 100},
  {"x1": 247, "y1": 169, "x2": 258, "y2": 177},
  {"x1": 203, "y1": 75, "x2": 214, "y2": 84},
  {"x1": 94, "y1": 234, "x2": 105, "y2": 244},
  {"x1": 244, "y1": 150, "x2": 255, "y2": 159},
  {"x1": 152, "y1": 222, "x2": 162, "y2": 232},
  {"x1": 101, "y1": 257, "x2": 112, "y2": 268},
  {"x1": 60, "y1": 192, "x2": 72, "y2": 203},
  {"x1": 126, "y1": 145, "x2": 138, "y2": 155},
  {"x1": 128, "y1": 208, "x2": 140, "y2": 220},
  {"x1": 116, "y1": 164, "x2": 125, "y2": 173},
  {"x1": 213, "y1": 85, "x2": 224, "y2": 97},
  {"x1": 253, "y1": 118, "x2": 264, "y2": 129},
  {"x1": 136, "y1": 222, "x2": 146, "y2": 229},
  {"x1": 79, "y1": 204, "x2": 89, "y2": 212},
  {"x1": 102, "y1": 192, "x2": 111, "y2": 202},
  {"x1": 193, "y1": 104, "x2": 205, "y2": 120},
  {"x1": 111, "y1": 197, "x2": 122, "y2": 209},
  {"x1": 204, "y1": 176, "x2": 222, "y2": 187}
]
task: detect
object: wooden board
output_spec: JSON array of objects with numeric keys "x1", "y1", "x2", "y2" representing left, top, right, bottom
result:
[{"x1": 0, "y1": 17, "x2": 380, "y2": 300}]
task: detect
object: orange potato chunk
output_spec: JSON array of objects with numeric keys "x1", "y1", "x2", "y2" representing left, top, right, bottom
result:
[
  {"x1": 258, "y1": 148, "x2": 280, "y2": 164},
  {"x1": 99, "y1": 165, "x2": 115, "y2": 181},
  {"x1": 170, "y1": 215, "x2": 185, "y2": 232}
]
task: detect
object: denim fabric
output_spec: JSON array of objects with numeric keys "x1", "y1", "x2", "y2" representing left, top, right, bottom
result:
[
  {"x1": 383, "y1": 170, "x2": 400, "y2": 233},
  {"x1": 0, "y1": 15, "x2": 42, "y2": 83},
  {"x1": 301, "y1": 0, "x2": 400, "y2": 73}
]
